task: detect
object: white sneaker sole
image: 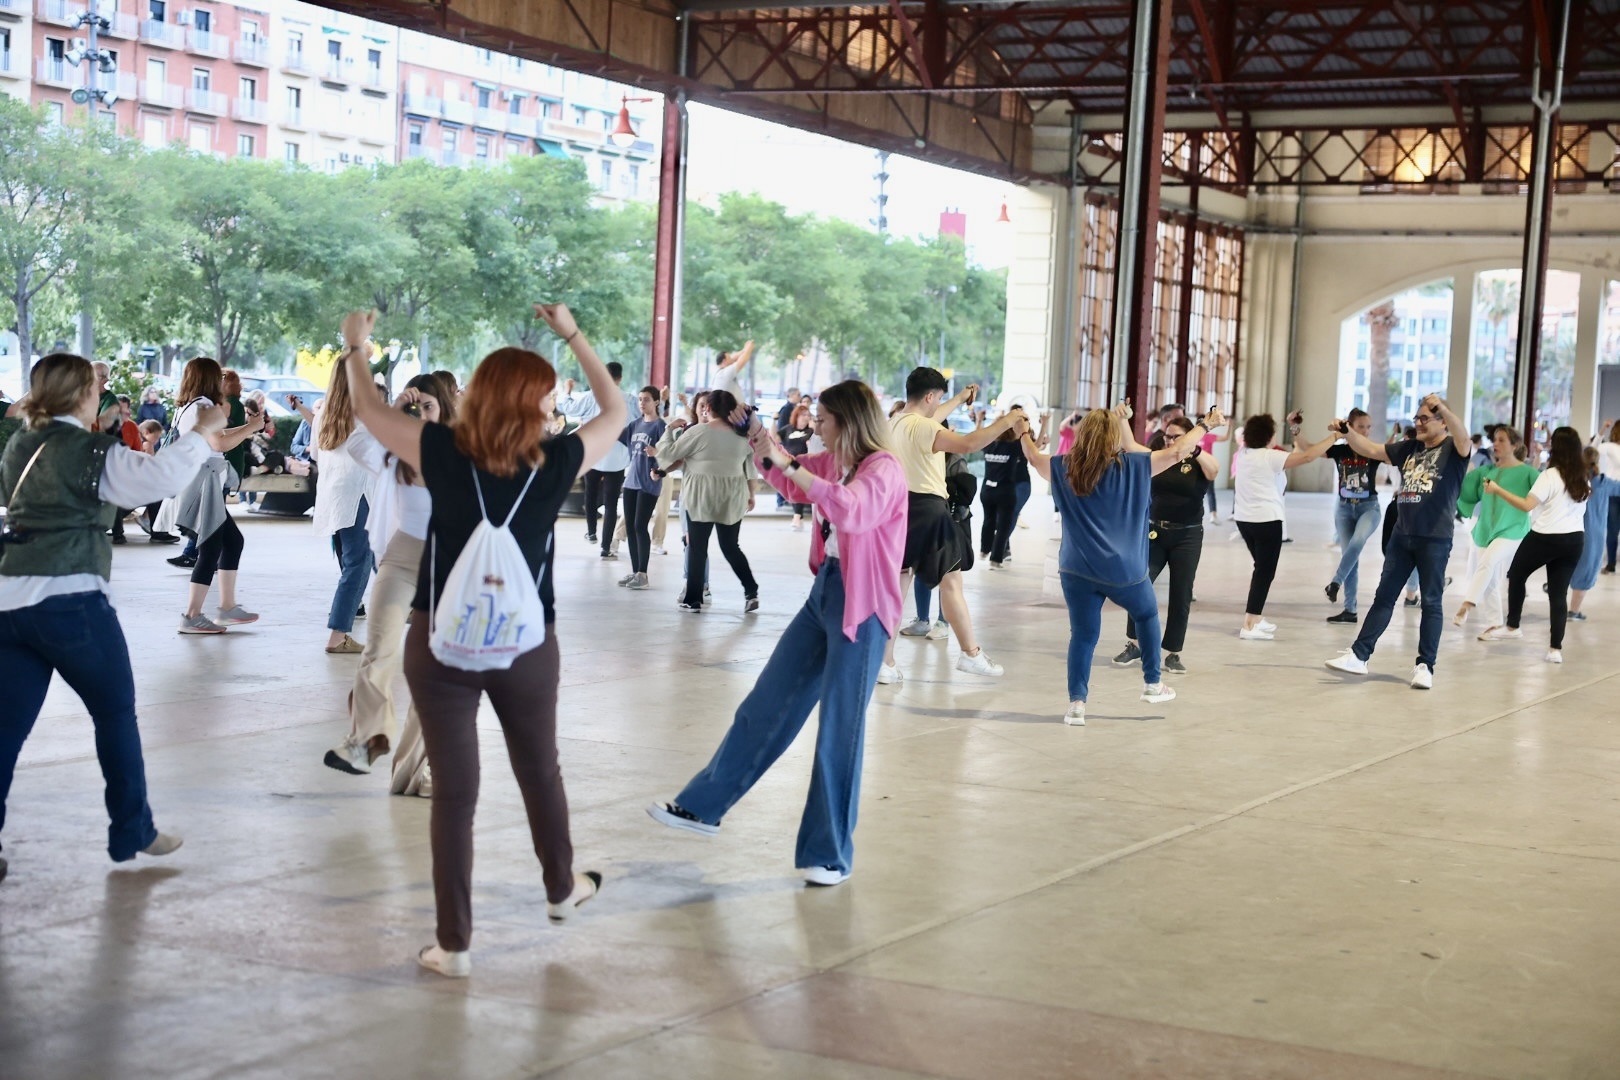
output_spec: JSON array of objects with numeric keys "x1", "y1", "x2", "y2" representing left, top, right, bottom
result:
[{"x1": 645, "y1": 803, "x2": 719, "y2": 837}]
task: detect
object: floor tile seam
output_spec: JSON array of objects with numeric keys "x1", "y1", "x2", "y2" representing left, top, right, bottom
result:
[
  {"x1": 11, "y1": 719, "x2": 354, "y2": 771},
  {"x1": 1229, "y1": 811, "x2": 1620, "y2": 864}
]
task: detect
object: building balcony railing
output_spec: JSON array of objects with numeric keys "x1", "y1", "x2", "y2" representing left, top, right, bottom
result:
[
  {"x1": 282, "y1": 51, "x2": 311, "y2": 77},
  {"x1": 138, "y1": 79, "x2": 184, "y2": 108},
  {"x1": 188, "y1": 28, "x2": 230, "y2": 58},
  {"x1": 95, "y1": 70, "x2": 137, "y2": 98},
  {"x1": 282, "y1": 107, "x2": 306, "y2": 130},
  {"x1": 0, "y1": 0, "x2": 33, "y2": 18},
  {"x1": 139, "y1": 19, "x2": 184, "y2": 49},
  {"x1": 0, "y1": 52, "x2": 21, "y2": 80},
  {"x1": 233, "y1": 97, "x2": 267, "y2": 124},
  {"x1": 505, "y1": 114, "x2": 541, "y2": 138},
  {"x1": 473, "y1": 107, "x2": 507, "y2": 132},
  {"x1": 442, "y1": 99, "x2": 473, "y2": 125},
  {"x1": 404, "y1": 144, "x2": 436, "y2": 163},
  {"x1": 402, "y1": 89, "x2": 441, "y2": 117},
  {"x1": 357, "y1": 126, "x2": 389, "y2": 146},
  {"x1": 34, "y1": 0, "x2": 80, "y2": 27},
  {"x1": 235, "y1": 38, "x2": 270, "y2": 66},
  {"x1": 441, "y1": 149, "x2": 466, "y2": 167},
  {"x1": 317, "y1": 111, "x2": 348, "y2": 138},
  {"x1": 362, "y1": 66, "x2": 387, "y2": 91},
  {"x1": 322, "y1": 57, "x2": 351, "y2": 84},
  {"x1": 186, "y1": 88, "x2": 227, "y2": 115},
  {"x1": 102, "y1": 12, "x2": 140, "y2": 38},
  {"x1": 35, "y1": 58, "x2": 73, "y2": 88}
]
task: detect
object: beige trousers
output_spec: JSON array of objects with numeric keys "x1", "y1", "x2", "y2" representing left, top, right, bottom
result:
[{"x1": 347, "y1": 531, "x2": 428, "y2": 792}]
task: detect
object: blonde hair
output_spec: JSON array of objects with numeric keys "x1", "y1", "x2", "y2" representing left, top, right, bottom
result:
[
  {"x1": 1064, "y1": 409, "x2": 1124, "y2": 497},
  {"x1": 317, "y1": 353, "x2": 360, "y2": 451},
  {"x1": 815, "y1": 380, "x2": 893, "y2": 470},
  {"x1": 21, "y1": 353, "x2": 96, "y2": 431}
]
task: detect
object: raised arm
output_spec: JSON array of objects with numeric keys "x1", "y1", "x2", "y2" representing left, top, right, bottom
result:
[
  {"x1": 1019, "y1": 427, "x2": 1052, "y2": 482},
  {"x1": 1337, "y1": 420, "x2": 1392, "y2": 464},
  {"x1": 1424, "y1": 393, "x2": 1472, "y2": 459},
  {"x1": 930, "y1": 383, "x2": 978, "y2": 421},
  {"x1": 1285, "y1": 429, "x2": 1339, "y2": 469},
  {"x1": 536, "y1": 303, "x2": 625, "y2": 469},
  {"x1": 1149, "y1": 407, "x2": 1226, "y2": 475},
  {"x1": 342, "y1": 311, "x2": 425, "y2": 474},
  {"x1": 1115, "y1": 402, "x2": 1149, "y2": 454},
  {"x1": 933, "y1": 409, "x2": 1018, "y2": 455}
]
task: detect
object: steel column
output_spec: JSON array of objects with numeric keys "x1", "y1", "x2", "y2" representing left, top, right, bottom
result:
[
  {"x1": 1173, "y1": 136, "x2": 1201, "y2": 407},
  {"x1": 1109, "y1": 0, "x2": 1173, "y2": 433},
  {"x1": 1511, "y1": 0, "x2": 1570, "y2": 434}
]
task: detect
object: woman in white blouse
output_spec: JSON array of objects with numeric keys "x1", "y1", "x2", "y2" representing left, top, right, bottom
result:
[{"x1": 309, "y1": 359, "x2": 380, "y2": 654}]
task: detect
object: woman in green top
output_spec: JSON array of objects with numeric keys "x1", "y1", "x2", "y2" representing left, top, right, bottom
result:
[{"x1": 1453, "y1": 425, "x2": 1538, "y2": 631}]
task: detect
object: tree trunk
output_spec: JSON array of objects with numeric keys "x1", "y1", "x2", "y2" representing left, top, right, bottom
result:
[
  {"x1": 1365, "y1": 300, "x2": 1399, "y2": 431},
  {"x1": 14, "y1": 288, "x2": 33, "y2": 394},
  {"x1": 161, "y1": 343, "x2": 184, "y2": 376}
]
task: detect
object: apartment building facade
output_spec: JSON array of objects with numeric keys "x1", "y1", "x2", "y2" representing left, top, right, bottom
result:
[{"x1": 3, "y1": 0, "x2": 658, "y2": 199}]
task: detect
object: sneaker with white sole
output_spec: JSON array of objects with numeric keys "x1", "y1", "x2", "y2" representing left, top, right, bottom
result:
[
  {"x1": 1478, "y1": 626, "x2": 1523, "y2": 641},
  {"x1": 898, "y1": 619, "x2": 931, "y2": 637},
  {"x1": 645, "y1": 802, "x2": 719, "y2": 836},
  {"x1": 417, "y1": 944, "x2": 471, "y2": 978},
  {"x1": 927, "y1": 620, "x2": 949, "y2": 641},
  {"x1": 141, "y1": 833, "x2": 183, "y2": 857},
  {"x1": 1062, "y1": 703, "x2": 1086, "y2": 726},
  {"x1": 547, "y1": 870, "x2": 603, "y2": 922},
  {"x1": 1256, "y1": 619, "x2": 1277, "y2": 633},
  {"x1": 1325, "y1": 652, "x2": 1369, "y2": 675},
  {"x1": 1237, "y1": 626, "x2": 1274, "y2": 641},
  {"x1": 178, "y1": 613, "x2": 226, "y2": 634},
  {"x1": 803, "y1": 866, "x2": 850, "y2": 887},
  {"x1": 744, "y1": 596, "x2": 760, "y2": 613},
  {"x1": 1410, "y1": 663, "x2": 1433, "y2": 690},
  {"x1": 1162, "y1": 653, "x2": 1187, "y2": 675},
  {"x1": 650, "y1": 544, "x2": 666, "y2": 556},
  {"x1": 955, "y1": 650, "x2": 1004, "y2": 677},
  {"x1": 323, "y1": 738, "x2": 371, "y2": 775},
  {"x1": 627, "y1": 573, "x2": 650, "y2": 590},
  {"x1": 1545, "y1": 649, "x2": 1563, "y2": 664},
  {"x1": 1112, "y1": 642, "x2": 1141, "y2": 667},
  {"x1": 1140, "y1": 682, "x2": 1176, "y2": 704},
  {"x1": 617, "y1": 573, "x2": 635, "y2": 586},
  {"x1": 214, "y1": 606, "x2": 259, "y2": 625},
  {"x1": 418, "y1": 765, "x2": 433, "y2": 799},
  {"x1": 876, "y1": 662, "x2": 903, "y2": 685}
]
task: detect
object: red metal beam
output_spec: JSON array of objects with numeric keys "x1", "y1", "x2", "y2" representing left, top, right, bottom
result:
[
  {"x1": 649, "y1": 97, "x2": 686, "y2": 390},
  {"x1": 885, "y1": 0, "x2": 933, "y2": 89}
]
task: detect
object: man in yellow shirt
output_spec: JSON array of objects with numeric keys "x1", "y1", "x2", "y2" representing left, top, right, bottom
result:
[{"x1": 882, "y1": 366, "x2": 1025, "y2": 685}]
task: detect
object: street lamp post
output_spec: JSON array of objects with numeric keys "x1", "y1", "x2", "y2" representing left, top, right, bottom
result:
[{"x1": 64, "y1": 3, "x2": 118, "y2": 361}]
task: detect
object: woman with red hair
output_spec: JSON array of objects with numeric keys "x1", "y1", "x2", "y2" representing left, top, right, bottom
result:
[{"x1": 340, "y1": 304, "x2": 625, "y2": 978}]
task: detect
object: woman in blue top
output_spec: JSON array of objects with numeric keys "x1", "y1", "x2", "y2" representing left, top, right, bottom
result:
[
  {"x1": 1569, "y1": 446, "x2": 1618, "y2": 621},
  {"x1": 1022, "y1": 402, "x2": 1225, "y2": 726}
]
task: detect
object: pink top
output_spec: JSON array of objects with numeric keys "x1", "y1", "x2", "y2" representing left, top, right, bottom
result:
[
  {"x1": 1057, "y1": 426, "x2": 1078, "y2": 456},
  {"x1": 756, "y1": 450, "x2": 908, "y2": 641}
]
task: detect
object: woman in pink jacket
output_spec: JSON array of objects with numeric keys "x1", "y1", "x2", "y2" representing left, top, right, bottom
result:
[{"x1": 646, "y1": 380, "x2": 906, "y2": 887}]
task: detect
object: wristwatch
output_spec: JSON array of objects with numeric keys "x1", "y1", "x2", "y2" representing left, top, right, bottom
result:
[{"x1": 783, "y1": 457, "x2": 801, "y2": 473}]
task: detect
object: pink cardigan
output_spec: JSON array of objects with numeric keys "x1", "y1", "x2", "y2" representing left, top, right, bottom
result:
[{"x1": 756, "y1": 450, "x2": 908, "y2": 641}]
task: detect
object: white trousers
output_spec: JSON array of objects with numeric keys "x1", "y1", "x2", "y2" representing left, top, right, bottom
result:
[{"x1": 1463, "y1": 535, "x2": 1520, "y2": 628}]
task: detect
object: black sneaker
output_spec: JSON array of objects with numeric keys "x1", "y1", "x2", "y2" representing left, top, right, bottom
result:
[
  {"x1": 1404, "y1": 595, "x2": 1420, "y2": 607},
  {"x1": 167, "y1": 554, "x2": 197, "y2": 568},
  {"x1": 584, "y1": 532, "x2": 598, "y2": 544},
  {"x1": 1325, "y1": 581, "x2": 1340, "y2": 604},
  {"x1": 355, "y1": 604, "x2": 366, "y2": 619},
  {"x1": 1163, "y1": 653, "x2": 1186, "y2": 674},
  {"x1": 111, "y1": 533, "x2": 127, "y2": 545},
  {"x1": 1326, "y1": 610, "x2": 1359, "y2": 624},
  {"x1": 1111, "y1": 642, "x2": 1141, "y2": 667}
]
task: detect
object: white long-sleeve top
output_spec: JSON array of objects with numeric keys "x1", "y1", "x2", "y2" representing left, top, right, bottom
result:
[
  {"x1": 311, "y1": 414, "x2": 379, "y2": 537},
  {"x1": 351, "y1": 435, "x2": 432, "y2": 564},
  {"x1": 0, "y1": 416, "x2": 212, "y2": 611}
]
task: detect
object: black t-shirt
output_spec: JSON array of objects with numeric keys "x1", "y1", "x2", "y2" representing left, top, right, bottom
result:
[
  {"x1": 412, "y1": 424, "x2": 587, "y2": 620},
  {"x1": 1386, "y1": 438, "x2": 1469, "y2": 540},
  {"x1": 1150, "y1": 453, "x2": 1212, "y2": 525},
  {"x1": 781, "y1": 427, "x2": 813, "y2": 458},
  {"x1": 981, "y1": 439, "x2": 1028, "y2": 495},
  {"x1": 1325, "y1": 443, "x2": 1378, "y2": 502}
]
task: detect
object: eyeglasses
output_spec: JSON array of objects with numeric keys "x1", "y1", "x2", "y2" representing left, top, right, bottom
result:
[{"x1": 1413, "y1": 413, "x2": 1440, "y2": 424}]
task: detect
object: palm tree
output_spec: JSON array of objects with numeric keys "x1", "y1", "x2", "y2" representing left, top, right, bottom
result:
[{"x1": 1364, "y1": 300, "x2": 1400, "y2": 428}]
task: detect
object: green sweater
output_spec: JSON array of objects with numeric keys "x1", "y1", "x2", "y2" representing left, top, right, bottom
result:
[{"x1": 1457, "y1": 461, "x2": 1538, "y2": 547}]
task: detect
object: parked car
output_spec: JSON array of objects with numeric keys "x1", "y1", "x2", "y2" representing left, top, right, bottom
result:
[{"x1": 239, "y1": 375, "x2": 325, "y2": 413}]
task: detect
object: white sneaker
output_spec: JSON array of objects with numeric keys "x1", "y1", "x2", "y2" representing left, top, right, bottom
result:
[
  {"x1": 1256, "y1": 619, "x2": 1277, "y2": 633},
  {"x1": 323, "y1": 738, "x2": 371, "y2": 775},
  {"x1": 418, "y1": 764, "x2": 433, "y2": 799},
  {"x1": 1410, "y1": 663, "x2": 1433, "y2": 690},
  {"x1": 1238, "y1": 626, "x2": 1274, "y2": 641},
  {"x1": 898, "y1": 619, "x2": 932, "y2": 638},
  {"x1": 417, "y1": 944, "x2": 471, "y2": 978},
  {"x1": 926, "y1": 620, "x2": 949, "y2": 641},
  {"x1": 955, "y1": 650, "x2": 1004, "y2": 677},
  {"x1": 1325, "y1": 652, "x2": 1369, "y2": 675},
  {"x1": 1140, "y1": 682, "x2": 1176, "y2": 704},
  {"x1": 547, "y1": 870, "x2": 603, "y2": 922},
  {"x1": 650, "y1": 544, "x2": 666, "y2": 556},
  {"x1": 803, "y1": 866, "x2": 850, "y2": 887},
  {"x1": 140, "y1": 833, "x2": 183, "y2": 857},
  {"x1": 876, "y1": 662, "x2": 903, "y2": 685},
  {"x1": 1545, "y1": 649, "x2": 1563, "y2": 664},
  {"x1": 1062, "y1": 703, "x2": 1086, "y2": 726},
  {"x1": 1478, "y1": 626, "x2": 1523, "y2": 641}
]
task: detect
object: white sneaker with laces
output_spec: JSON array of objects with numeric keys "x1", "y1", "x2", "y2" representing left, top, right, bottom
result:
[
  {"x1": 1140, "y1": 682, "x2": 1176, "y2": 704},
  {"x1": 956, "y1": 650, "x2": 1004, "y2": 677},
  {"x1": 898, "y1": 619, "x2": 931, "y2": 637},
  {"x1": 323, "y1": 738, "x2": 371, "y2": 775},
  {"x1": 651, "y1": 544, "x2": 666, "y2": 555},
  {"x1": 876, "y1": 662, "x2": 903, "y2": 685},
  {"x1": 1238, "y1": 626, "x2": 1274, "y2": 641},
  {"x1": 804, "y1": 866, "x2": 850, "y2": 887},
  {"x1": 547, "y1": 870, "x2": 603, "y2": 922},
  {"x1": 1062, "y1": 703, "x2": 1086, "y2": 726},
  {"x1": 1256, "y1": 619, "x2": 1277, "y2": 633},
  {"x1": 1410, "y1": 663, "x2": 1434, "y2": 690},
  {"x1": 1325, "y1": 651, "x2": 1369, "y2": 675},
  {"x1": 1545, "y1": 649, "x2": 1563, "y2": 664},
  {"x1": 1479, "y1": 626, "x2": 1523, "y2": 641},
  {"x1": 926, "y1": 620, "x2": 949, "y2": 641},
  {"x1": 417, "y1": 944, "x2": 471, "y2": 978}
]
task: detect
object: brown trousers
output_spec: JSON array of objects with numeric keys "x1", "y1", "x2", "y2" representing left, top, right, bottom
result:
[{"x1": 403, "y1": 617, "x2": 573, "y2": 952}]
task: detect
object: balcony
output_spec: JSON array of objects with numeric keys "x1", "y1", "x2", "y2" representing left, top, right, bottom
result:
[
  {"x1": 441, "y1": 149, "x2": 466, "y2": 167},
  {"x1": 401, "y1": 89, "x2": 440, "y2": 117},
  {"x1": 404, "y1": 144, "x2": 436, "y2": 163},
  {"x1": 0, "y1": 0, "x2": 30, "y2": 17},
  {"x1": 234, "y1": 38, "x2": 269, "y2": 66},
  {"x1": 441, "y1": 98, "x2": 472, "y2": 124},
  {"x1": 317, "y1": 109, "x2": 347, "y2": 138},
  {"x1": 35, "y1": 57, "x2": 73, "y2": 87},
  {"x1": 94, "y1": 70, "x2": 137, "y2": 99},
  {"x1": 507, "y1": 113, "x2": 542, "y2": 138},
  {"x1": 138, "y1": 79, "x2": 184, "y2": 108},
  {"x1": 34, "y1": 0, "x2": 81, "y2": 27},
  {"x1": 281, "y1": 50, "x2": 310, "y2": 77},
  {"x1": 322, "y1": 57, "x2": 350, "y2": 84},
  {"x1": 281, "y1": 107, "x2": 306, "y2": 130},
  {"x1": 139, "y1": 18, "x2": 184, "y2": 49},
  {"x1": 0, "y1": 52, "x2": 20, "y2": 80},
  {"x1": 188, "y1": 28, "x2": 229, "y2": 58},
  {"x1": 473, "y1": 107, "x2": 507, "y2": 132},
  {"x1": 186, "y1": 88, "x2": 226, "y2": 115},
  {"x1": 232, "y1": 97, "x2": 266, "y2": 124},
  {"x1": 362, "y1": 66, "x2": 387, "y2": 91},
  {"x1": 102, "y1": 12, "x2": 140, "y2": 39},
  {"x1": 357, "y1": 126, "x2": 388, "y2": 146}
]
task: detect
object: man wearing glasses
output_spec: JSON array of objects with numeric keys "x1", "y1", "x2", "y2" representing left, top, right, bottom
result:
[{"x1": 1325, "y1": 394, "x2": 1471, "y2": 689}]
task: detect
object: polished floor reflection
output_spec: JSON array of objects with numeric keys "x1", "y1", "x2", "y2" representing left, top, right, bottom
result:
[{"x1": 2, "y1": 493, "x2": 1616, "y2": 1079}]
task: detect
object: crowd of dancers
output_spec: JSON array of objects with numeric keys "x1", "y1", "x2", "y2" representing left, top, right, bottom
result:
[{"x1": 2, "y1": 316, "x2": 1617, "y2": 977}]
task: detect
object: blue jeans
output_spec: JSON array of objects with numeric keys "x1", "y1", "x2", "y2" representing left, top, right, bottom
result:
[
  {"x1": 1607, "y1": 495, "x2": 1619, "y2": 570},
  {"x1": 0, "y1": 592, "x2": 157, "y2": 861},
  {"x1": 1350, "y1": 532, "x2": 1452, "y2": 669},
  {"x1": 1330, "y1": 498, "x2": 1381, "y2": 613},
  {"x1": 328, "y1": 497, "x2": 373, "y2": 633},
  {"x1": 914, "y1": 576, "x2": 932, "y2": 622},
  {"x1": 675, "y1": 560, "x2": 886, "y2": 874},
  {"x1": 1060, "y1": 571, "x2": 1161, "y2": 702}
]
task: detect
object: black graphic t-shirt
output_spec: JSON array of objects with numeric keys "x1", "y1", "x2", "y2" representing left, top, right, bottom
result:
[
  {"x1": 1325, "y1": 443, "x2": 1378, "y2": 502},
  {"x1": 1385, "y1": 438, "x2": 1469, "y2": 540},
  {"x1": 981, "y1": 439, "x2": 1028, "y2": 495}
]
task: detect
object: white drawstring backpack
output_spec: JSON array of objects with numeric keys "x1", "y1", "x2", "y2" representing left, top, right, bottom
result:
[{"x1": 429, "y1": 464, "x2": 549, "y2": 671}]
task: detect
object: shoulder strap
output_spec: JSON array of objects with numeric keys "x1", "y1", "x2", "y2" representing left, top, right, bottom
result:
[
  {"x1": 467, "y1": 462, "x2": 540, "y2": 528},
  {"x1": 6, "y1": 443, "x2": 48, "y2": 508}
]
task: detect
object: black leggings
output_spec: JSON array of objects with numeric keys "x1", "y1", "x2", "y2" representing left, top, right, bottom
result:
[
  {"x1": 1126, "y1": 524, "x2": 1204, "y2": 652},
  {"x1": 584, "y1": 468, "x2": 624, "y2": 550},
  {"x1": 191, "y1": 511, "x2": 244, "y2": 586},
  {"x1": 979, "y1": 488, "x2": 1018, "y2": 563},
  {"x1": 1236, "y1": 519, "x2": 1283, "y2": 616},
  {"x1": 1506, "y1": 530, "x2": 1584, "y2": 649},
  {"x1": 621, "y1": 487, "x2": 658, "y2": 574},
  {"x1": 684, "y1": 519, "x2": 757, "y2": 607}
]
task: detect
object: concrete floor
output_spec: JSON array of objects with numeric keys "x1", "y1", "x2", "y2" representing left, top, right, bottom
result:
[{"x1": 2, "y1": 491, "x2": 1617, "y2": 1080}]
